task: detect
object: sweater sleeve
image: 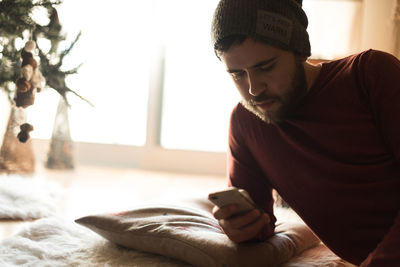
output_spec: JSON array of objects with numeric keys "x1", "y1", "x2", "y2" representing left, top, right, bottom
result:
[
  {"x1": 359, "y1": 51, "x2": 400, "y2": 267},
  {"x1": 227, "y1": 105, "x2": 276, "y2": 238}
]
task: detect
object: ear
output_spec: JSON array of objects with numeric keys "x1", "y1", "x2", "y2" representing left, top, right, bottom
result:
[
  {"x1": 296, "y1": 55, "x2": 308, "y2": 63},
  {"x1": 300, "y1": 56, "x2": 308, "y2": 62}
]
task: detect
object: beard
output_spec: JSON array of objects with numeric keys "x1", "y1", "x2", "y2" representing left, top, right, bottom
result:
[{"x1": 241, "y1": 60, "x2": 308, "y2": 124}]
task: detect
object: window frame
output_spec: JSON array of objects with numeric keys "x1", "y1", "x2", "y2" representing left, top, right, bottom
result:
[{"x1": 31, "y1": 45, "x2": 227, "y2": 176}]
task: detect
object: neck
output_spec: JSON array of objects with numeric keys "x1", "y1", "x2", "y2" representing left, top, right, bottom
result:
[{"x1": 303, "y1": 60, "x2": 323, "y2": 91}]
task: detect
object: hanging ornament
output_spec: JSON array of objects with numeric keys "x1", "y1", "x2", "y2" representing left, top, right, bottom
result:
[
  {"x1": 0, "y1": 39, "x2": 43, "y2": 174},
  {"x1": 13, "y1": 40, "x2": 45, "y2": 143},
  {"x1": 17, "y1": 123, "x2": 34, "y2": 143}
]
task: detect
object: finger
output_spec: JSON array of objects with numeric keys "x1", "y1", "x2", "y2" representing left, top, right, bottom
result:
[
  {"x1": 212, "y1": 204, "x2": 238, "y2": 220},
  {"x1": 256, "y1": 214, "x2": 273, "y2": 241},
  {"x1": 224, "y1": 213, "x2": 269, "y2": 243},
  {"x1": 262, "y1": 212, "x2": 271, "y2": 224},
  {"x1": 221, "y1": 209, "x2": 260, "y2": 229}
]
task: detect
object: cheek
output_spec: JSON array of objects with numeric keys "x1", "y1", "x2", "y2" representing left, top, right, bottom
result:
[
  {"x1": 268, "y1": 74, "x2": 291, "y2": 93},
  {"x1": 277, "y1": 65, "x2": 296, "y2": 87}
]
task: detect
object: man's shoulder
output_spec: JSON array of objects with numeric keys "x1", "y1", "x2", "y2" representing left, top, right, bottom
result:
[
  {"x1": 360, "y1": 49, "x2": 400, "y2": 66},
  {"x1": 317, "y1": 49, "x2": 398, "y2": 82},
  {"x1": 329, "y1": 49, "x2": 398, "y2": 68}
]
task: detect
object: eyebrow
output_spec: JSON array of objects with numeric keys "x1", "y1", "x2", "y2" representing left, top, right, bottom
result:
[{"x1": 227, "y1": 56, "x2": 278, "y2": 73}]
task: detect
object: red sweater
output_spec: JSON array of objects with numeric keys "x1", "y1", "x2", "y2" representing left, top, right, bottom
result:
[{"x1": 227, "y1": 50, "x2": 400, "y2": 266}]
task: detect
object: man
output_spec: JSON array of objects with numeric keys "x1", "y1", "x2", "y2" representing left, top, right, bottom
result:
[{"x1": 210, "y1": 0, "x2": 400, "y2": 266}]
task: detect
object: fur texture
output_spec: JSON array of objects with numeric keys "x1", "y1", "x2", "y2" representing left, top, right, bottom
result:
[
  {"x1": 0, "y1": 174, "x2": 62, "y2": 219},
  {"x1": 0, "y1": 218, "x2": 188, "y2": 267}
]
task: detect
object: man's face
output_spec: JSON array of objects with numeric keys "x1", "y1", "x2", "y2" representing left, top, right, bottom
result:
[{"x1": 219, "y1": 38, "x2": 308, "y2": 124}]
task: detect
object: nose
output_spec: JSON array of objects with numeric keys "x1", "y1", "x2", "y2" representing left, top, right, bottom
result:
[{"x1": 247, "y1": 72, "x2": 266, "y2": 97}]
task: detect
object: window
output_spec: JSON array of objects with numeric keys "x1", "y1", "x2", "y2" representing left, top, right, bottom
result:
[
  {"x1": 158, "y1": 0, "x2": 240, "y2": 152},
  {"x1": 29, "y1": 0, "x2": 153, "y2": 146},
  {"x1": 25, "y1": 0, "x2": 365, "y2": 174},
  {"x1": 303, "y1": 0, "x2": 363, "y2": 60}
]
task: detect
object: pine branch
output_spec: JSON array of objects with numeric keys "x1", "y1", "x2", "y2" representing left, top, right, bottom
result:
[
  {"x1": 63, "y1": 86, "x2": 94, "y2": 107},
  {"x1": 59, "y1": 31, "x2": 81, "y2": 63},
  {"x1": 1, "y1": 0, "x2": 90, "y2": 109},
  {"x1": 0, "y1": 0, "x2": 62, "y2": 36},
  {"x1": 37, "y1": 46, "x2": 92, "y2": 107},
  {"x1": 63, "y1": 63, "x2": 83, "y2": 75}
]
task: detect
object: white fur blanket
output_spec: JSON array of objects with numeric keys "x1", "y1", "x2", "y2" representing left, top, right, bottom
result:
[
  {"x1": 0, "y1": 174, "x2": 63, "y2": 219},
  {"x1": 0, "y1": 213, "x2": 354, "y2": 267},
  {"x1": 0, "y1": 218, "x2": 190, "y2": 267}
]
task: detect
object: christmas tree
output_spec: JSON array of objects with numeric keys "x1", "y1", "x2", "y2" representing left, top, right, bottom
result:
[
  {"x1": 0, "y1": 0, "x2": 90, "y2": 173},
  {"x1": 0, "y1": 0, "x2": 89, "y2": 105}
]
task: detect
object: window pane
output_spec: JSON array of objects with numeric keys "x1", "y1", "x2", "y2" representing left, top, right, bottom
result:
[
  {"x1": 28, "y1": 0, "x2": 151, "y2": 146},
  {"x1": 303, "y1": 0, "x2": 362, "y2": 59},
  {"x1": 160, "y1": 0, "x2": 240, "y2": 152}
]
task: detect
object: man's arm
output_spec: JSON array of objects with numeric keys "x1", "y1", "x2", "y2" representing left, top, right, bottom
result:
[
  {"x1": 359, "y1": 50, "x2": 400, "y2": 266},
  {"x1": 361, "y1": 211, "x2": 400, "y2": 266},
  {"x1": 212, "y1": 104, "x2": 276, "y2": 242}
]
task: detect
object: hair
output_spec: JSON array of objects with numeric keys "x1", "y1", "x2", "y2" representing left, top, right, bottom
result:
[
  {"x1": 214, "y1": 35, "x2": 246, "y2": 59},
  {"x1": 214, "y1": 35, "x2": 303, "y2": 60},
  {"x1": 214, "y1": 35, "x2": 247, "y2": 53}
]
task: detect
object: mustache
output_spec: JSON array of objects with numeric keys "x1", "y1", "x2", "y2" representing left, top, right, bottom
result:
[{"x1": 249, "y1": 93, "x2": 281, "y2": 105}]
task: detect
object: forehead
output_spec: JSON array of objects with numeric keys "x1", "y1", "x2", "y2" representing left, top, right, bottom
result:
[{"x1": 219, "y1": 38, "x2": 292, "y2": 70}]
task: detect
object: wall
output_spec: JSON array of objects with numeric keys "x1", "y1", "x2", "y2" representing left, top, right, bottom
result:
[{"x1": 360, "y1": 0, "x2": 398, "y2": 53}]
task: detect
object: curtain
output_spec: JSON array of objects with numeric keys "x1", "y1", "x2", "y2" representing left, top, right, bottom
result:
[
  {"x1": 393, "y1": 0, "x2": 400, "y2": 59},
  {"x1": 303, "y1": 0, "x2": 363, "y2": 60}
]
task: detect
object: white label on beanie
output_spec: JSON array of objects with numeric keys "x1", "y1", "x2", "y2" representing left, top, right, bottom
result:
[{"x1": 256, "y1": 10, "x2": 293, "y2": 45}]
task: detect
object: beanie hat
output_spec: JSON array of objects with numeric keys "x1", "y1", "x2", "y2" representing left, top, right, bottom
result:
[{"x1": 211, "y1": 0, "x2": 311, "y2": 57}]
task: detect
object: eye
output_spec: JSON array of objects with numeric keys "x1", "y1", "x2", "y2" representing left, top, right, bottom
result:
[
  {"x1": 230, "y1": 71, "x2": 245, "y2": 81},
  {"x1": 259, "y1": 63, "x2": 275, "y2": 72}
]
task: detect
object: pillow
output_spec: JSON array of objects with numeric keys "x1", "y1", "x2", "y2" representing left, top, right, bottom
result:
[{"x1": 75, "y1": 205, "x2": 320, "y2": 267}]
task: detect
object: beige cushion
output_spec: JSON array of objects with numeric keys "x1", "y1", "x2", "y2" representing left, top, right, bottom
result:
[{"x1": 75, "y1": 205, "x2": 320, "y2": 267}]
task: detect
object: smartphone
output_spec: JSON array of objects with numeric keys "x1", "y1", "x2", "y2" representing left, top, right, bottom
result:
[{"x1": 208, "y1": 187, "x2": 256, "y2": 214}]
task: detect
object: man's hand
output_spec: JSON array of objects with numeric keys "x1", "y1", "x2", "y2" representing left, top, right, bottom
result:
[{"x1": 212, "y1": 203, "x2": 271, "y2": 243}]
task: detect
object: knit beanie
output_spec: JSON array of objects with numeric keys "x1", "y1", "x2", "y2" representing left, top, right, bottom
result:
[{"x1": 211, "y1": 0, "x2": 311, "y2": 57}]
